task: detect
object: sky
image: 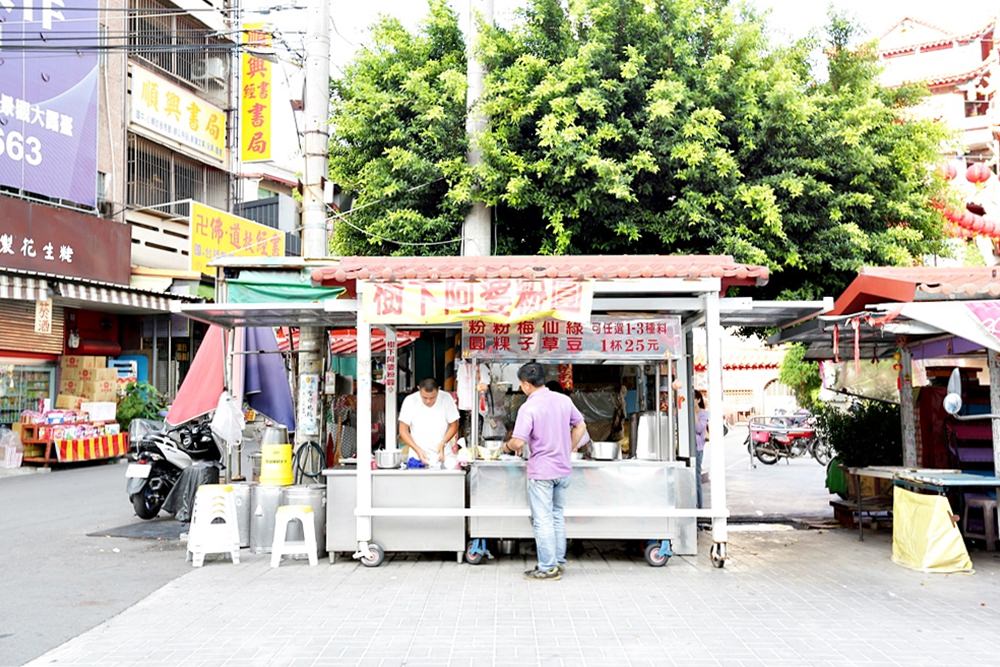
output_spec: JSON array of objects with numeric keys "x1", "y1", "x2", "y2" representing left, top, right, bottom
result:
[{"x1": 250, "y1": 0, "x2": 997, "y2": 75}]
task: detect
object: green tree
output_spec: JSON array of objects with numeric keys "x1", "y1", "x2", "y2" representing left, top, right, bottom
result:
[
  {"x1": 328, "y1": 1, "x2": 952, "y2": 299},
  {"x1": 328, "y1": 0, "x2": 469, "y2": 255},
  {"x1": 778, "y1": 343, "x2": 821, "y2": 409}
]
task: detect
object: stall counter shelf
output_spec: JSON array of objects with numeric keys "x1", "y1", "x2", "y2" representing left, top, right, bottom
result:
[
  {"x1": 322, "y1": 466, "x2": 466, "y2": 564},
  {"x1": 469, "y1": 459, "x2": 698, "y2": 555}
]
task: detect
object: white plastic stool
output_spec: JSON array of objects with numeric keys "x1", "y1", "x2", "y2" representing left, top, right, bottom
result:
[
  {"x1": 187, "y1": 484, "x2": 241, "y2": 567},
  {"x1": 963, "y1": 497, "x2": 998, "y2": 552},
  {"x1": 270, "y1": 505, "x2": 318, "y2": 567}
]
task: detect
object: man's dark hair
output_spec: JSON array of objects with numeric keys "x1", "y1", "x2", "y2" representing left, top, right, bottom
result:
[
  {"x1": 417, "y1": 378, "x2": 439, "y2": 392},
  {"x1": 517, "y1": 362, "x2": 546, "y2": 387}
]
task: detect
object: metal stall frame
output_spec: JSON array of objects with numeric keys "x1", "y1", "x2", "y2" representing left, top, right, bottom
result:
[{"x1": 178, "y1": 258, "x2": 828, "y2": 570}]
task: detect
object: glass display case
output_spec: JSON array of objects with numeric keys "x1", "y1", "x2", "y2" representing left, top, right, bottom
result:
[{"x1": 0, "y1": 365, "x2": 56, "y2": 428}]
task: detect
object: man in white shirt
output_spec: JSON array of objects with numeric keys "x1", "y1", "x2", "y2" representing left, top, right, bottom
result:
[{"x1": 398, "y1": 378, "x2": 460, "y2": 466}]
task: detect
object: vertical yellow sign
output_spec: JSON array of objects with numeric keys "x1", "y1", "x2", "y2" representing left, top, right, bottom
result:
[{"x1": 241, "y1": 24, "x2": 272, "y2": 162}]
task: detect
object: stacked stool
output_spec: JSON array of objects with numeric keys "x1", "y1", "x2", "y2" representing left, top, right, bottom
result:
[
  {"x1": 270, "y1": 505, "x2": 319, "y2": 567},
  {"x1": 963, "y1": 496, "x2": 999, "y2": 552},
  {"x1": 187, "y1": 484, "x2": 241, "y2": 567}
]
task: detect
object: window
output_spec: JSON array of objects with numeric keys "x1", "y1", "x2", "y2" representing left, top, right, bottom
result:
[
  {"x1": 128, "y1": 0, "x2": 231, "y2": 107},
  {"x1": 127, "y1": 135, "x2": 229, "y2": 214}
]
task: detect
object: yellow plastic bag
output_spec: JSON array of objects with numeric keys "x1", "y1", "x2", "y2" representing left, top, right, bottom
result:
[{"x1": 892, "y1": 487, "x2": 972, "y2": 573}]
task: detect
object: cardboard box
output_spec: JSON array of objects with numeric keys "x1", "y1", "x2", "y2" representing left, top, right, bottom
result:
[
  {"x1": 59, "y1": 378, "x2": 84, "y2": 395},
  {"x1": 56, "y1": 394, "x2": 86, "y2": 410},
  {"x1": 80, "y1": 380, "x2": 118, "y2": 400},
  {"x1": 95, "y1": 368, "x2": 118, "y2": 383},
  {"x1": 59, "y1": 367, "x2": 82, "y2": 383},
  {"x1": 61, "y1": 355, "x2": 106, "y2": 370},
  {"x1": 81, "y1": 401, "x2": 117, "y2": 422}
]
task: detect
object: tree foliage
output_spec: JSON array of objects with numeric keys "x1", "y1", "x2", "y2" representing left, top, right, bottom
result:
[
  {"x1": 779, "y1": 343, "x2": 821, "y2": 409},
  {"x1": 327, "y1": 0, "x2": 952, "y2": 298}
]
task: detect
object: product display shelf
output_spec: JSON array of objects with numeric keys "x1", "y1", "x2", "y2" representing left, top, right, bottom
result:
[{"x1": 20, "y1": 422, "x2": 128, "y2": 466}]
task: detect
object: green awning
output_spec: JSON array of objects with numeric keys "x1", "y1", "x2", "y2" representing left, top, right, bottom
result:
[{"x1": 227, "y1": 270, "x2": 344, "y2": 304}]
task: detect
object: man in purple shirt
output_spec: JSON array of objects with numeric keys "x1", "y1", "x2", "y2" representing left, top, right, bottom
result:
[{"x1": 503, "y1": 362, "x2": 588, "y2": 580}]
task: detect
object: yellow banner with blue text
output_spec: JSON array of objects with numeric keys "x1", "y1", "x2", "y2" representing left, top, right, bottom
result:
[{"x1": 189, "y1": 202, "x2": 285, "y2": 275}]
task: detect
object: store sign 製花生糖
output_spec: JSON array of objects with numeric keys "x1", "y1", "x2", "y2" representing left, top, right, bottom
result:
[
  {"x1": 0, "y1": 0, "x2": 99, "y2": 205},
  {"x1": 359, "y1": 279, "x2": 594, "y2": 325},
  {"x1": 189, "y1": 203, "x2": 285, "y2": 275},
  {"x1": 130, "y1": 66, "x2": 226, "y2": 165},
  {"x1": 240, "y1": 24, "x2": 272, "y2": 162},
  {"x1": 461, "y1": 316, "x2": 682, "y2": 360}
]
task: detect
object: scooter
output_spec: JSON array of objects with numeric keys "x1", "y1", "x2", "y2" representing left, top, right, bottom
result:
[{"x1": 125, "y1": 421, "x2": 221, "y2": 520}]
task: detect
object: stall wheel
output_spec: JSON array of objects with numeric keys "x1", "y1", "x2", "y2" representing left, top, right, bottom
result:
[
  {"x1": 360, "y1": 543, "x2": 385, "y2": 568},
  {"x1": 644, "y1": 540, "x2": 671, "y2": 567},
  {"x1": 710, "y1": 542, "x2": 727, "y2": 569},
  {"x1": 465, "y1": 539, "x2": 490, "y2": 565}
]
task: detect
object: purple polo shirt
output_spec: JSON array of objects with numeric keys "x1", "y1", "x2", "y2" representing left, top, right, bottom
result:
[{"x1": 512, "y1": 387, "x2": 584, "y2": 480}]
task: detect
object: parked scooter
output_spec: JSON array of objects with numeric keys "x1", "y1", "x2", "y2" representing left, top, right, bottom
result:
[
  {"x1": 745, "y1": 410, "x2": 831, "y2": 466},
  {"x1": 125, "y1": 420, "x2": 222, "y2": 519}
]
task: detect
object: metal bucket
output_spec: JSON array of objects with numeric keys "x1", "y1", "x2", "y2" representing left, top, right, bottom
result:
[
  {"x1": 498, "y1": 539, "x2": 517, "y2": 556},
  {"x1": 250, "y1": 484, "x2": 284, "y2": 554},
  {"x1": 280, "y1": 484, "x2": 327, "y2": 558},
  {"x1": 231, "y1": 482, "x2": 254, "y2": 548}
]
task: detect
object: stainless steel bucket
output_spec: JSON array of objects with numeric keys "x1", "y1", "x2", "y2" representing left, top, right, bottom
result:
[
  {"x1": 280, "y1": 484, "x2": 328, "y2": 557},
  {"x1": 231, "y1": 482, "x2": 254, "y2": 548},
  {"x1": 249, "y1": 484, "x2": 284, "y2": 554}
]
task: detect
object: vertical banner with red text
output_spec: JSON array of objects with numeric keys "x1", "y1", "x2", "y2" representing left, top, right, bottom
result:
[{"x1": 240, "y1": 24, "x2": 272, "y2": 162}]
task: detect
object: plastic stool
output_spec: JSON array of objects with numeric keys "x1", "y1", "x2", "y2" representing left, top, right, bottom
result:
[
  {"x1": 270, "y1": 505, "x2": 318, "y2": 567},
  {"x1": 187, "y1": 484, "x2": 241, "y2": 567},
  {"x1": 963, "y1": 497, "x2": 998, "y2": 551}
]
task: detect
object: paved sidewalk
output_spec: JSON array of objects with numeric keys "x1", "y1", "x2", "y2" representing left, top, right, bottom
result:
[{"x1": 29, "y1": 528, "x2": 1000, "y2": 667}]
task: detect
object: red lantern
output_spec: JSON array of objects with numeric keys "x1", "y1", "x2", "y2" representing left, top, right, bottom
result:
[
  {"x1": 939, "y1": 162, "x2": 958, "y2": 180},
  {"x1": 966, "y1": 162, "x2": 992, "y2": 186},
  {"x1": 973, "y1": 215, "x2": 986, "y2": 233},
  {"x1": 960, "y1": 211, "x2": 976, "y2": 228}
]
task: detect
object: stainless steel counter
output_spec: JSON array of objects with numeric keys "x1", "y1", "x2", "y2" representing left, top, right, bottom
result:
[
  {"x1": 468, "y1": 459, "x2": 698, "y2": 554},
  {"x1": 322, "y1": 467, "x2": 466, "y2": 561}
]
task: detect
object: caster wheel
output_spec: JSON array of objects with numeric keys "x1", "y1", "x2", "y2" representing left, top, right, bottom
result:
[
  {"x1": 465, "y1": 549, "x2": 484, "y2": 565},
  {"x1": 644, "y1": 542, "x2": 669, "y2": 567},
  {"x1": 710, "y1": 543, "x2": 726, "y2": 569},
  {"x1": 360, "y1": 543, "x2": 385, "y2": 567}
]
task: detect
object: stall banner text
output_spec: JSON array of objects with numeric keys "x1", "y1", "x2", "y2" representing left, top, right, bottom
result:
[
  {"x1": 360, "y1": 279, "x2": 593, "y2": 325},
  {"x1": 461, "y1": 315, "x2": 682, "y2": 360},
  {"x1": 0, "y1": 0, "x2": 98, "y2": 205},
  {"x1": 240, "y1": 24, "x2": 271, "y2": 161},
  {"x1": 189, "y1": 202, "x2": 285, "y2": 275},
  {"x1": 131, "y1": 66, "x2": 226, "y2": 165}
]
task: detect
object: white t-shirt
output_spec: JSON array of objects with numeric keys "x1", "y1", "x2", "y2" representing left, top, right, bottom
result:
[{"x1": 398, "y1": 391, "x2": 460, "y2": 461}]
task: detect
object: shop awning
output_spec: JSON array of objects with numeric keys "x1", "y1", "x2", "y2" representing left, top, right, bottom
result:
[
  {"x1": 57, "y1": 281, "x2": 184, "y2": 312},
  {"x1": 329, "y1": 328, "x2": 421, "y2": 355},
  {"x1": 0, "y1": 273, "x2": 49, "y2": 301}
]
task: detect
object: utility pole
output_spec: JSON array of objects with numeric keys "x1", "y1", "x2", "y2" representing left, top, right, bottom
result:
[
  {"x1": 461, "y1": 0, "x2": 493, "y2": 257},
  {"x1": 295, "y1": 0, "x2": 331, "y2": 452}
]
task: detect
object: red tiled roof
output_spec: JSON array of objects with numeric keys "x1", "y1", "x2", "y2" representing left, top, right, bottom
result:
[
  {"x1": 877, "y1": 19, "x2": 994, "y2": 57},
  {"x1": 311, "y1": 255, "x2": 769, "y2": 288},
  {"x1": 829, "y1": 266, "x2": 1000, "y2": 315}
]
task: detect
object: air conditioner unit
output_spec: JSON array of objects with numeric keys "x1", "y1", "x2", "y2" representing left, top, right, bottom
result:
[{"x1": 192, "y1": 57, "x2": 229, "y2": 84}]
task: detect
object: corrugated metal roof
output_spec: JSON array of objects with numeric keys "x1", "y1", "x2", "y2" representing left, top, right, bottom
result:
[{"x1": 310, "y1": 255, "x2": 769, "y2": 287}]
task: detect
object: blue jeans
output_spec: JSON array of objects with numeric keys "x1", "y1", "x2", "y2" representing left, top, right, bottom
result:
[
  {"x1": 695, "y1": 449, "x2": 704, "y2": 509},
  {"x1": 527, "y1": 477, "x2": 570, "y2": 571}
]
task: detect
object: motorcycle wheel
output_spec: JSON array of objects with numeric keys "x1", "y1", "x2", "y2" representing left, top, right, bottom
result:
[
  {"x1": 811, "y1": 439, "x2": 833, "y2": 466},
  {"x1": 131, "y1": 485, "x2": 164, "y2": 520},
  {"x1": 754, "y1": 444, "x2": 779, "y2": 465}
]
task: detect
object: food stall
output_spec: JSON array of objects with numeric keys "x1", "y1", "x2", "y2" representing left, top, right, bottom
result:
[{"x1": 178, "y1": 255, "x2": 826, "y2": 568}]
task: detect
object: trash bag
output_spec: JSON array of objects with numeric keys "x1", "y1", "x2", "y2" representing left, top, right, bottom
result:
[
  {"x1": 210, "y1": 391, "x2": 245, "y2": 447},
  {"x1": 162, "y1": 461, "x2": 221, "y2": 522}
]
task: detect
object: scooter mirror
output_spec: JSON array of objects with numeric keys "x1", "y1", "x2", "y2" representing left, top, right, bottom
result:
[
  {"x1": 946, "y1": 368, "x2": 962, "y2": 397},
  {"x1": 943, "y1": 392, "x2": 963, "y2": 416}
]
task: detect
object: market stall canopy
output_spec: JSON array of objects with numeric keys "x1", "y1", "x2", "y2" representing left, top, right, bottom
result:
[
  {"x1": 310, "y1": 255, "x2": 769, "y2": 291},
  {"x1": 329, "y1": 329, "x2": 421, "y2": 355},
  {"x1": 773, "y1": 266, "x2": 1000, "y2": 360}
]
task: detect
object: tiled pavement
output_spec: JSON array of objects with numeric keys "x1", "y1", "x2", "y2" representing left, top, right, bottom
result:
[{"x1": 28, "y1": 527, "x2": 1000, "y2": 667}]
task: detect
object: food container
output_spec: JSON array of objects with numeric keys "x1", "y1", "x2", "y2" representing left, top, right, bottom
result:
[
  {"x1": 590, "y1": 441, "x2": 620, "y2": 461},
  {"x1": 375, "y1": 449, "x2": 402, "y2": 469}
]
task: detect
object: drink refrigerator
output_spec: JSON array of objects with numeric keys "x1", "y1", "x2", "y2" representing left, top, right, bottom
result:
[{"x1": 0, "y1": 364, "x2": 56, "y2": 428}]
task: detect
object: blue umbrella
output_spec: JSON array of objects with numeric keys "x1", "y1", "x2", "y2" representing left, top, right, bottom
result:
[{"x1": 243, "y1": 327, "x2": 296, "y2": 432}]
